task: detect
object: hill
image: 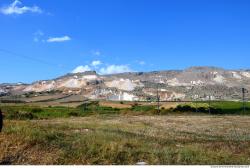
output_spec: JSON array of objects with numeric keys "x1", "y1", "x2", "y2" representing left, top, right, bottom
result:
[{"x1": 0, "y1": 66, "x2": 249, "y2": 101}]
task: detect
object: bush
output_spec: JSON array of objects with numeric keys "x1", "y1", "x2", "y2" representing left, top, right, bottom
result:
[
  {"x1": 174, "y1": 105, "x2": 196, "y2": 112},
  {"x1": 69, "y1": 111, "x2": 80, "y2": 117},
  {"x1": 113, "y1": 108, "x2": 120, "y2": 111},
  {"x1": 197, "y1": 107, "x2": 207, "y2": 112},
  {"x1": 31, "y1": 108, "x2": 43, "y2": 113},
  {"x1": 19, "y1": 112, "x2": 36, "y2": 120},
  {"x1": 6, "y1": 111, "x2": 36, "y2": 120},
  {"x1": 173, "y1": 104, "x2": 224, "y2": 114},
  {"x1": 210, "y1": 107, "x2": 223, "y2": 114},
  {"x1": 131, "y1": 102, "x2": 139, "y2": 108}
]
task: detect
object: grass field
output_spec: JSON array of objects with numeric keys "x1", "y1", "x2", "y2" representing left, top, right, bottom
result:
[
  {"x1": 1, "y1": 115, "x2": 250, "y2": 165},
  {"x1": 174, "y1": 101, "x2": 250, "y2": 115},
  {"x1": 0, "y1": 101, "x2": 250, "y2": 165}
]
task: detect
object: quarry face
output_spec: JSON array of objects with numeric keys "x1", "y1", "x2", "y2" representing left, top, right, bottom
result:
[{"x1": 1, "y1": 67, "x2": 250, "y2": 101}]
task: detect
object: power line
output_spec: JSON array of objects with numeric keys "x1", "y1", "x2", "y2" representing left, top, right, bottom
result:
[{"x1": 0, "y1": 48, "x2": 67, "y2": 68}]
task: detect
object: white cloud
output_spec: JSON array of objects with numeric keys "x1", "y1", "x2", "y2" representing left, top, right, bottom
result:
[
  {"x1": 138, "y1": 61, "x2": 145, "y2": 65},
  {"x1": 34, "y1": 30, "x2": 44, "y2": 36},
  {"x1": 91, "y1": 60, "x2": 102, "y2": 67},
  {"x1": 0, "y1": 0, "x2": 42, "y2": 15},
  {"x1": 33, "y1": 37, "x2": 39, "y2": 42},
  {"x1": 33, "y1": 30, "x2": 44, "y2": 42},
  {"x1": 72, "y1": 65, "x2": 91, "y2": 73},
  {"x1": 99, "y1": 65, "x2": 133, "y2": 75},
  {"x1": 91, "y1": 50, "x2": 101, "y2": 56},
  {"x1": 47, "y1": 36, "x2": 71, "y2": 43}
]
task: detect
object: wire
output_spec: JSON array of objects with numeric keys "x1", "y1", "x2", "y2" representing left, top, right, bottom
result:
[{"x1": 0, "y1": 48, "x2": 67, "y2": 68}]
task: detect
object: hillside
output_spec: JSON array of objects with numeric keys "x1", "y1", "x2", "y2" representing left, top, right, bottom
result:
[{"x1": 0, "y1": 66, "x2": 249, "y2": 101}]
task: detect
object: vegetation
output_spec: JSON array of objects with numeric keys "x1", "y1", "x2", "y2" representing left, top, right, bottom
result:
[
  {"x1": 0, "y1": 101, "x2": 249, "y2": 120},
  {"x1": 0, "y1": 104, "x2": 118, "y2": 120},
  {"x1": 173, "y1": 101, "x2": 250, "y2": 115},
  {"x1": 0, "y1": 115, "x2": 249, "y2": 165},
  {"x1": 0, "y1": 101, "x2": 250, "y2": 164}
]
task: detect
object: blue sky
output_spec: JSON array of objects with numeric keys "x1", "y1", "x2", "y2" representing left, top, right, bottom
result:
[{"x1": 0, "y1": 0, "x2": 250, "y2": 83}]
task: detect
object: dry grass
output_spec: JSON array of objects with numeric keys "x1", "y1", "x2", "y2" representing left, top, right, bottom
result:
[
  {"x1": 22, "y1": 94, "x2": 65, "y2": 102},
  {"x1": 160, "y1": 102, "x2": 183, "y2": 109},
  {"x1": 0, "y1": 115, "x2": 250, "y2": 165},
  {"x1": 99, "y1": 101, "x2": 132, "y2": 109}
]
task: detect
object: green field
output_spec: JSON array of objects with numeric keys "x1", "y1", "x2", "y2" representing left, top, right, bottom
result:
[
  {"x1": 0, "y1": 101, "x2": 249, "y2": 120},
  {"x1": 174, "y1": 101, "x2": 250, "y2": 115}
]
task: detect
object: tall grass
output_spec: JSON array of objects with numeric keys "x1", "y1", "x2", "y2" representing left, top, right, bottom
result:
[{"x1": 1, "y1": 116, "x2": 249, "y2": 165}]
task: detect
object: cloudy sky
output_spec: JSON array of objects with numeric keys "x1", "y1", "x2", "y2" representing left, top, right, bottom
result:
[{"x1": 0, "y1": 0, "x2": 250, "y2": 83}]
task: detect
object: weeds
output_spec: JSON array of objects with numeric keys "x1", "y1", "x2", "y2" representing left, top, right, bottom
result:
[{"x1": 1, "y1": 115, "x2": 249, "y2": 165}]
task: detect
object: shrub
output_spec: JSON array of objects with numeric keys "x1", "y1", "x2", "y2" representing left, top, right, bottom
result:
[
  {"x1": 31, "y1": 108, "x2": 43, "y2": 113},
  {"x1": 210, "y1": 107, "x2": 223, "y2": 114},
  {"x1": 6, "y1": 111, "x2": 36, "y2": 120},
  {"x1": 197, "y1": 107, "x2": 207, "y2": 113},
  {"x1": 69, "y1": 111, "x2": 80, "y2": 117},
  {"x1": 174, "y1": 105, "x2": 196, "y2": 112},
  {"x1": 132, "y1": 102, "x2": 139, "y2": 108},
  {"x1": 19, "y1": 112, "x2": 36, "y2": 120}
]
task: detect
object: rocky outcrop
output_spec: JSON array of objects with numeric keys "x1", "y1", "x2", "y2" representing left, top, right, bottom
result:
[{"x1": 0, "y1": 67, "x2": 249, "y2": 101}]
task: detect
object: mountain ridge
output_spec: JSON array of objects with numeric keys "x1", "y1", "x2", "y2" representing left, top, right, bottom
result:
[{"x1": 1, "y1": 66, "x2": 249, "y2": 101}]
